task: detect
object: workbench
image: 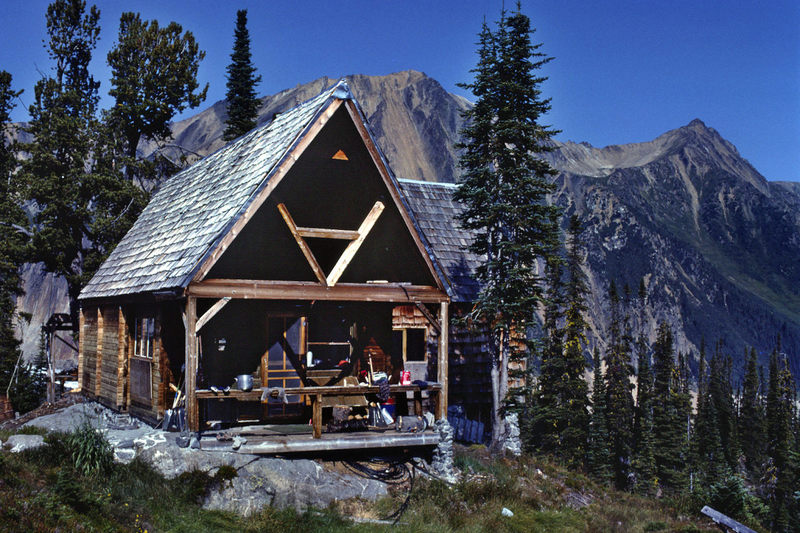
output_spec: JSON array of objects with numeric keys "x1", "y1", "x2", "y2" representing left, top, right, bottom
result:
[{"x1": 196, "y1": 382, "x2": 442, "y2": 438}]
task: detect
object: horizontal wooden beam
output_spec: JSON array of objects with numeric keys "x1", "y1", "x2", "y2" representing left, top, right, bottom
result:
[
  {"x1": 277, "y1": 203, "x2": 327, "y2": 285},
  {"x1": 187, "y1": 279, "x2": 449, "y2": 303},
  {"x1": 297, "y1": 227, "x2": 360, "y2": 240}
]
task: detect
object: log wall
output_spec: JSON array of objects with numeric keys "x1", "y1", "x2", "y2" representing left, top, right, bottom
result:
[
  {"x1": 81, "y1": 306, "x2": 98, "y2": 395},
  {"x1": 98, "y1": 305, "x2": 120, "y2": 407}
]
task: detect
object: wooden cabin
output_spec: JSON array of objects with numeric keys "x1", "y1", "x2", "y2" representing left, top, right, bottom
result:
[{"x1": 77, "y1": 82, "x2": 453, "y2": 441}]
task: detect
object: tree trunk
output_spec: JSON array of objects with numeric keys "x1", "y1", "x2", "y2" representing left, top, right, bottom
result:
[{"x1": 489, "y1": 327, "x2": 510, "y2": 453}]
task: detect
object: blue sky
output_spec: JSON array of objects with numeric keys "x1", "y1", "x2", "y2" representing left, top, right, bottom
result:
[{"x1": 1, "y1": 1, "x2": 798, "y2": 181}]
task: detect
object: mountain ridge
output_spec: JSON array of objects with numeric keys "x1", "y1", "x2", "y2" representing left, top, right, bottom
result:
[{"x1": 15, "y1": 71, "x2": 800, "y2": 383}]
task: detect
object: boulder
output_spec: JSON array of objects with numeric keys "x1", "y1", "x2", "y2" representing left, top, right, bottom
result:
[
  {"x1": 203, "y1": 456, "x2": 386, "y2": 515},
  {"x1": 23, "y1": 402, "x2": 104, "y2": 433},
  {"x1": 6, "y1": 434, "x2": 45, "y2": 453}
]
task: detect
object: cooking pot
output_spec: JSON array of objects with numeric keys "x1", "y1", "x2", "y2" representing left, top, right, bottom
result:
[{"x1": 234, "y1": 374, "x2": 253, "y2": 392}]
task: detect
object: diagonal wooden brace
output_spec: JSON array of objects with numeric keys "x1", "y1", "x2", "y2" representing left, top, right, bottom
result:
[
  {"x1": 196, "y1": 297, "x2": 231, "y2": 332},
  {"x1": 326, "y1": 201, "x2": 384, "y2": 286},
  {"x1": 277, "y1": 203, "x2": 328, "y2": 285}
]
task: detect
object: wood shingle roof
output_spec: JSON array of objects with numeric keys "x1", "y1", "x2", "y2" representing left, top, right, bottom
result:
[
  {"x1": 398, "y1": 179, "x2": 481, "y2": 302},
  {"x1": 79, "y1": 83, "x2": 349, "y2": 300}
]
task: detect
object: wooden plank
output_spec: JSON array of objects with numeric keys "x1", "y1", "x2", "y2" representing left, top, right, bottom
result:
[
  {"x1": 437, "y1": 301, "x2": 449, "y2": 419},
  {"x1": 154, "y1": 310, "x2": 164, "y2": 418},
  {"x1": 700, "y1": 506, "x2": 756, "y2": 533},
  {"x1": 343, "y1": 100, "x2": 446, "y2": 292},
  {"x1": 201, "y1": 430, "x2": 439, "y2": 455},
  {"x1": 296, "y1": 227, "x2": 359, "y2": 240},
  {"x1": 77, "y1": 308, "x2": 85, "y2": 393},
  {"x1": 116, "y1": 307, "x2": 127, "y2": 408},
  {"x1": 95, "y1": 307, "x2": 104, "y2": 397},
  {"x1": 187, "y1": 279, "x2": 448, "y2": 303},
  {"x1": 326, "y1": 201, "x2": 385, "y2": 286},
  {"x1": 195, "y1": 297, "x2": 231, "y2": 332},
  {"x1": 185, "y1": 297, "x2": 198, "y2": 431},
  {"x1": 191, "y1": 98, "x2": 344, "y2": 284},
  {"x1": 277, "y1": 203, "x2": 327, "y2": 285}
]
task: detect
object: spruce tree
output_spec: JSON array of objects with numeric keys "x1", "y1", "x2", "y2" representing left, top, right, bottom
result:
[
  {"x1": 603, "y1": 281, "x2": 635, "y2": 489},
  {"x1": 587, "y1": 346, "x2": 612, "y2": 482},
  {"x1": 738, "y1": 346, "x2": 764, "y2": 479},
  {"x1": 531, "y1": 256, "x2": 565, "y2": 454},
  {"x1": 765, "y1": 342, "x2": 795, "y2": 531},
  {"x1": 531, "y1": 215, "x2": 589, "y2": 465},
  {"x1": 560, "y1": 215, "x2": 590, "y2": 462},
  {"x1": 632, "y1": 280, "x2": 656, "y2": 494},
  {"x1": 455, "y1": 3, "x2": 561, "y2": 451},
  {"x1": 224, "y1": 9, "x2": 262, "y2": 141},
  {"x1": 0, "y1": 71, "x2": 28, "y2": 410},
  {"x1": 651, "y1": 322, "x2": 687, "y2": 492}
]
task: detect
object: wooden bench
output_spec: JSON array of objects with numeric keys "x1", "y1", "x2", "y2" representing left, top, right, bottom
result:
[{"x1": 196, "y1": 383, "x2": 442, "y2": 438}]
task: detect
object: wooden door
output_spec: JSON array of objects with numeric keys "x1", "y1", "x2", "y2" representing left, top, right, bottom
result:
[{"x1": 262, "y1": 316, "x2": 306, "y2": 418}]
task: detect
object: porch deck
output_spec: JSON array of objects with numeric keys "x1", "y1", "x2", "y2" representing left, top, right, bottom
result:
[{"x1": 198, "y1": 424, "x2": 440, "y2": 455}]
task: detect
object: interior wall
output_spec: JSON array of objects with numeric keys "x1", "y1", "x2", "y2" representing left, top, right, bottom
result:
[{"x1": 207, "y1": 106, "x2": 436, "y2": 287}]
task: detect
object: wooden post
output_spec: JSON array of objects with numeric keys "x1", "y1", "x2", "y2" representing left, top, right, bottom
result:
[
  {"x1": 185, "y1": 297, "x2": 198, "y2": 431},
  {"x1": 437, "y1": 301, "x2": 449, "y2": 419},
  {"x1": 312, "y1": 394, "x2": 322, "y2": 438}
]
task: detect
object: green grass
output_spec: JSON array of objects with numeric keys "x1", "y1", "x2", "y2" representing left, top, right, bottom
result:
[{"x1": 0, "y1": 427, "x2": 725, "y2": 532}]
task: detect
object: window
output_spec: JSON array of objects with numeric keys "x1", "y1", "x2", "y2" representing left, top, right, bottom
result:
[
  {"x1": 392, "y1": 328, "x2": 426, "y2": 362},
  {"x1": 133, "y1": 316, "x2": 155, "y2": 359}
]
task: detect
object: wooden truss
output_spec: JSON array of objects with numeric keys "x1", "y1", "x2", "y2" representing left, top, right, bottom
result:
[{"x1": 277, "y1": 201, "x2": 385, "y2": 287}]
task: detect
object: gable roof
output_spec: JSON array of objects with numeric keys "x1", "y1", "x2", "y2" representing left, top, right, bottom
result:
[
  {"x1": 398, "y1": 179, "x2": 481, "y2": 302},
  {"x1": 79, "y1": 81, "x2": 448, "y2": 301}
]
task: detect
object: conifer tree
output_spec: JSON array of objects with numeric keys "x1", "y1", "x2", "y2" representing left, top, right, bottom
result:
[
  {"x1": 0, "y1": 71, "x2": 28, "y2": 410},
  {"x1": 531, "y1": 216, "x2": 589, "y2": 465},
  {"x1": 603, "y1": 281, "x2": 635, "y2": 489},
  {"x1": 224, "y1": 9, "x2": 262, "y2": 141},
  {"x1": 531, "y1": 256, "x2": 565, "y2": 454},
  {"x1": 107, "y1": 11, "x2": 208, "y2": 180},
  {"x1": 587, "y1": 346, "x2": 612, "y2": 482},
  {"x1": 691, "y1": 343, "x2": 728, "y2": 488},
  {"x1": 765, "y1": 340, "x2": 795, "y2": 531},
  {"x1": 651, "y1": 322, "x2": 687, "y2": 492},
  {"x1": 455, "y1": 2, "x2": 561, "y2": 451},
  {"x1": 632, "y1": 280, "x2": 656, "y2": 494},
  {"x1": 23, "y1": 0, "x2": 102, "y2": 319},
  {"x1": 560, "y1": 215, "x2": 590, "y2": 461},
  {"x1": 738, "y1": 347, "x2": 763, "y2": 477}
]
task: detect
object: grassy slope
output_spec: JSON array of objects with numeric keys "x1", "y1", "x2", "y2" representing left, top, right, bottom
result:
[{"x1": 0, "y1": 427, "x2": 730, "y2": 533}]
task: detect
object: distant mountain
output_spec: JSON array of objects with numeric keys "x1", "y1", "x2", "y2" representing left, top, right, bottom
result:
[
  {"x1": 146, "y1": 70, "x2": 469, "y2": 185},
  {"x1": 547, "y1": 120, "x2": 800, "y2": 379},
  {"x1": 17, "y1": 71, "x2": 800, "y2": 383}
]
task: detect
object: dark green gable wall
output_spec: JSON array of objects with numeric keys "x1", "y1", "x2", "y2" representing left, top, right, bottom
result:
[{"x1": 207, "y1": 106, "x2": 437, "y2": 286}]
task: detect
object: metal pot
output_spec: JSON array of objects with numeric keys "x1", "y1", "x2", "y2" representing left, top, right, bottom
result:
[{"x1": 234, "y1": 374, "x2": 253, "y2": 391}]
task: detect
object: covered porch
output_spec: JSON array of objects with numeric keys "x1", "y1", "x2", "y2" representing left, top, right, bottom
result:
[{"x1": 182, "y1": 279, "x2": 449, "y2": 438}]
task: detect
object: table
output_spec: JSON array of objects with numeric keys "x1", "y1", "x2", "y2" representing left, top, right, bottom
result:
[{"x1": 196, "y1": 383, "x2": 442, "y2": 438}]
